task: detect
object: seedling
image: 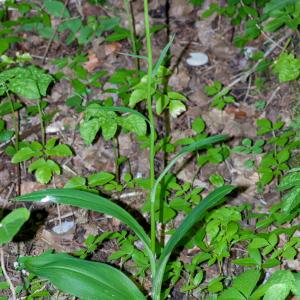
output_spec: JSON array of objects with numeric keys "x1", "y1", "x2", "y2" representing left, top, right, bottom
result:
[{"x1": 204, "y1": 81, "x2": 235, "y2": 110}]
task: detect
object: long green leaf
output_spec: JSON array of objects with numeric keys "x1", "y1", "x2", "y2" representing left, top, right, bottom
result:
[
  {"x1": 150, "y1": 135, "x2": 228, "y2": 208},
  {"x1": 117, "y1": 52, "x2": 148, "y2": 60},
  {"x1": 18, "y1": 252, "x2": 146, "y2": 300},
  {"x1": 153, "y1": 35, "x2": 175, "y2": 77},
  {"x1": 152, "y1": 185, "x2": 235, "y2": 299},
  {"x1": 14, "y1": 189, "x2": 155, "y2": 273},
  {"x1": 0, "y1": 208, "x2": 30, "y2": 245}
]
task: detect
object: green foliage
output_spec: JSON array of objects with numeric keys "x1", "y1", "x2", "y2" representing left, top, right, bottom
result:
[
  {"x1": 197, "y1": 145, "x2": 230, "y2": 167},
  {"x1": 53, "y1": 55, "x2": 108, "y2": 110},
  {"x1": 202, "y1": 1, "x2": 264, "y2": 47},
  {"x1": 13, "y1": 0, "x2": 130, "y2": 46},
  {"x1": 233, "y1": 138, "x2": 265, "y2": 155},
  {"x1": 64, "y1": 171, "x2": 123, "y2": 193},
  {"x1": 264, "y1": 0, "x2": 300, "y2": 32},
  {"x1": 0, "y1": 119, "x2": 14, "y2": 143},
  {"x1": 189, "y1": 0, "x2": 204, "y2": 5},
  {"x1": 197, "y1": 206, "x2": 242, "y2": 266},
  {"x1": 74, "y1": 232, "x2": 112, "y2": 259},
  {"x1": 273, "y1": 52, "x2": 300, "y2": 82},
  {"x1": 16, "y1": 273, "x2": 52, "y2": 298},
  {"x1": 0, "y1": 65, "x2": 53, "y2": 99},
  {"x1": 107, "y1": 231, "x2": 149, "y2": 277},
  {"x1": 0, "y1": 208, "x2": 30, "y2": 245},
  {"x1": 218, "y1": 269, "x2": 261, "y2": 300},
  {"x1": 218, "y1": 269, "x2": 300, "y2": 300},
  {"x1": 278, "y1": 168, "x2": 300, "y2": 212},
  {"x1": 18, "y1": 252, "x2": 146, "y2": 300},
  {"x1": 203, "y1": 0, "x2": 300, "y2": 84},
  {"x1": 129, "y1": 66, "x2": 187, "y2": 118},
  {"x1": 15, "y1": 152, "x2": 234, "y2": 299},
  {"x1": 233, "y1": 138, "x2": 265, "y2": 169},
  {"x1": 2, "y1": 1, "x2": 300, "y2": 299},
  {"x1": 204, "y1": 81, "x2": 235, "y2": 110},
  {"x1": 80, "y1": 103, "x2": 147, "y2": 143},
  {"x1": 11, "y1": 138, "x2": 73, "y2": 184},
  {"x1": 254, "y1": 118, "x2": 299, "y2": 189}
]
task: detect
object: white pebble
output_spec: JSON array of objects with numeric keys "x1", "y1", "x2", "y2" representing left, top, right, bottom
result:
[
  {"x1": 186, "y1": 52, "x2": 209, "y2": 66},
  {"x1": 52, "y1": 221, "x2": 75, "y2": 234}
]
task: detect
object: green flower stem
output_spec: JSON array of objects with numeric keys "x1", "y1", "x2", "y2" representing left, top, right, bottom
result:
[
  {"x1": 6, "y1": 91, "x2": 19, "y2": 151},
  {"x1": 37, "y1": 99, "x2": 46, "y2": 146},
  {"x1": 124, "y1": 0, "x2": 140, "y2": 70},
  {"x1": 143, "y1": 0, "x2": 156, "y2": 255},
  {"x1": 6, "y1": 90, "x2": 21, "y2": 195},
  {"x1": 0, "y1": 248, "x2": 16, "y2": 300},
  {"x1": 113, "y1": 137, "x2": 120, "y2": 182}
]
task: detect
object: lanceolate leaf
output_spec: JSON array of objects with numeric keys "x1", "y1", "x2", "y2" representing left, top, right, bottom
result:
[
  {"x1": 150, "y1": 135, "x2": 228, "y2": 209},
  {"x1": 18, "y1": 252, "x2": 146, "y2": 300},
  {"x1": 180, "y1": 135, "x2": 228, "y2": 155},
  {"x1": 0, "y1": 208, "x2": 30, "y2": 245},
  {"x1": 153, "y1": 35, "x2": 175, "y2": 77},
  {"x1": 14, "y1": 189, "x2": 155, "y2": 272}
]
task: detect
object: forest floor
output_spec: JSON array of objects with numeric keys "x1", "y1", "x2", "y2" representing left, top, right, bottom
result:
[{"x1": 1, "y1": 0, "x2": 299, "y2": 299}]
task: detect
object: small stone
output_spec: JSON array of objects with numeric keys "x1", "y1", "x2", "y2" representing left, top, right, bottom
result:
[
  {"x1": 186, "y1": 52, "x2": 209, "y2": 66},
  {"x1": 52, "y1": 220, "x2": 75, "y2": 235}
]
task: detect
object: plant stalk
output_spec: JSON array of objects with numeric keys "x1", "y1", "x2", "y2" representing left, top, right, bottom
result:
[
  {"x1": 0, "y1": 247, "x2": 16, "y2": 300},
  {"x1": 124, "y1": 0, "x2": 140, "y2": 70},
  {"x1": 6, "y1": 91, "x2": 21, "y2": 195},
  {"x1": 37, "y1": 99, "x2": 46, "y2": 146},
  {"x1": 143, "y1": 0, "x2": 156, "y2": 255}
]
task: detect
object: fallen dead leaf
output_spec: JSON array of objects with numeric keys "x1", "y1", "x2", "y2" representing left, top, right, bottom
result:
[
  {"x1": 225, "y1": 105, "x2": 247, "y2": 119},
  {"x1": 21, "y1": 181, "x2": 46, "y2": 195},
  {"x1": 84, "y1": 49, "x2": 101, "y2": 73},
  {"x1": 105, "y1": 42, "x2": 122, "y2": 56}
]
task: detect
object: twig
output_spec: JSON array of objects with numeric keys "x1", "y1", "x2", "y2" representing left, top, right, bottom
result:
[
  {"x1": 211, "y1": 31, "x2": 293, "y2": 104},
  {"x1": 261, "y1": 86, "x2": 281, "y2": 114},
  {"x1": 240, "y1": 0, "x2": 284, "y2": 50},
  {"x1": 243, "y1": 75, "x2": 252, "y2": 102},
  {"x1": 42, "y1": 0, "x2": 70, "y2": 63},
  {"x1": 124, "y1": 0, "x2": 140, "y2": 70},
  {"x1": 0, "y1": 248, "x2": 16, "y2": 300}
]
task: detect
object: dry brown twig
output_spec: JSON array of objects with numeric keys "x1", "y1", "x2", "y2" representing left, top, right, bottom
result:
[
  {"x1": 42, "y1": 0, "x2": 70, "y2": 63},
  {"x1": 211, "y1": 31, "x2": 293, "y2": 104}
]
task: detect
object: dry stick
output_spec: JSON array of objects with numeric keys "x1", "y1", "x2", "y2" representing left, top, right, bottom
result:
[
  {"x1": 6, "y1": 91, "x2": 21, "y2": 196},
  {"x1": 124, "y1": 0, "x2": 140, "y2": 70},
  {"x1": 42, "y1": 0, "x2": 70, "y2": 63},
  {"x1": 211, "y1": 31, "x2": 293, "y2": 105},
  {"x1": 0, "y1": 248, "x2": 16, "y2": 300},
  {"x1": 261, "y1": 85, "x2": 281, "y2": 113},
  {"x1": 240, "y1": 0, "x2": 284, "y2": 51}
]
